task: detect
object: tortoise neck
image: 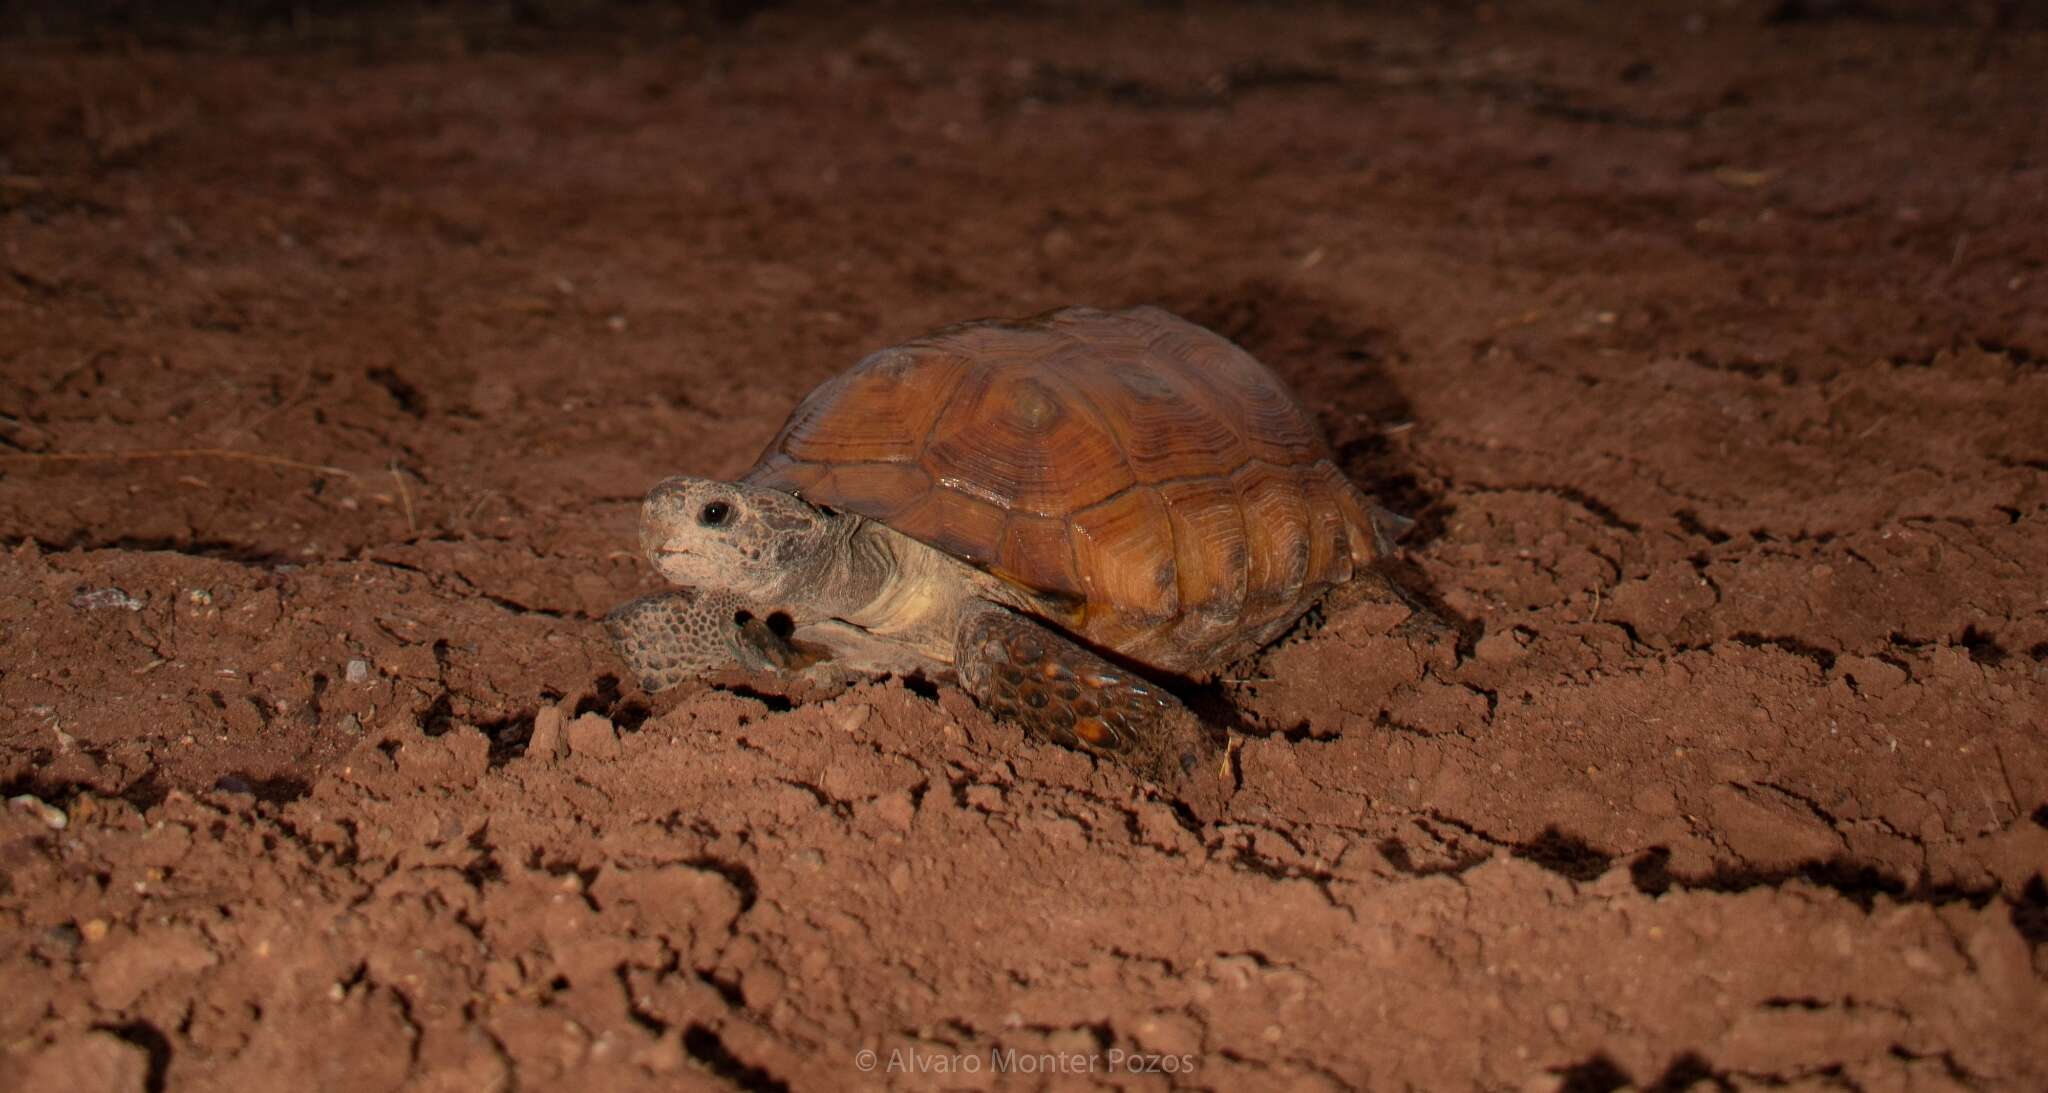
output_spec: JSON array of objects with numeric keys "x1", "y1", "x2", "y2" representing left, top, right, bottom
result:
[{"x1": 779, "y1": 512, "x2": 892, "y2": 621}]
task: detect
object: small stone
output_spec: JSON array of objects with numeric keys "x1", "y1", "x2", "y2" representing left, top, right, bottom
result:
[
  {"x1": 9, "y1": 794, "x2": 67, "y2": 829},
  {"x1": 1045, "y1": 1027, "x2": 1099, "y2": 1056},
  {"x1": 527, "y1": 707, "x2": 565, "y2": 759},
  {"x1": 565, "y1": 713, "x2": 620, "y2": 759},
  {"x1": 1131, "y1": 1011, "x2": 1204, "y2": 1057},
  {"x1": 80, "y1": 919, "x2": 109, "y2": 943},
  {"x1": 345, "y1": 658, "x2": 372, "y2": 684},
  {"x1": 71, "y1": 587, "x2": 143, "y2": 612}
]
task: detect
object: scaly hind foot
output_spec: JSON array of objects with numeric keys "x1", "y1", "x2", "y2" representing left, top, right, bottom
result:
[{"x1": 954, "y1": 605, "x2": 1224, "y2": 793}]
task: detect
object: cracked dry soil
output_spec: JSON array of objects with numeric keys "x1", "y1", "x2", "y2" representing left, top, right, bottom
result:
[{"x1": 3, "y1": 2, "x2": 2046, "y2": 1090}]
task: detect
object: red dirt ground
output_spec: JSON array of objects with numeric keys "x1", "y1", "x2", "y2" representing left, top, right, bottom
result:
[{"x1": 3, "y1": 2, "x2": 2045, "y2": 1089}]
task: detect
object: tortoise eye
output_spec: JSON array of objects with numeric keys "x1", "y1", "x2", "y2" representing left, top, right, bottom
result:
[{"x1": 699, "y1": 501, "x2": 732, "y2": 527}]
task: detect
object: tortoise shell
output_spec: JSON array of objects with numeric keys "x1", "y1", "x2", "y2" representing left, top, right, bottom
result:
[{"x1": 744, "y1": 306, "x2": 1385, "y2": 671}]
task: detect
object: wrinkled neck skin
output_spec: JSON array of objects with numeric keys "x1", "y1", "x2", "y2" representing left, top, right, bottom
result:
[
  {"x1": 759, "y1": 510, "x2": 892, "y2": 625},
  {"x1": 760, "y1": 514, "x2": 978, "y2": 663}
]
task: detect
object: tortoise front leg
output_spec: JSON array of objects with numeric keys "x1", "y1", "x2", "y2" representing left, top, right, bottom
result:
[
  {"x1": 953, "y1": 604, "x2": 1224, "y2": 793},
  {"x1": 603, "y1": 588, "x2": 795, "y2": 692}
]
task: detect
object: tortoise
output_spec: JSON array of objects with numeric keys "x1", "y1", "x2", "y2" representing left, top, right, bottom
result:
[{"x1": 605, "y1": 305, "x2": 1401, "y2": 792}]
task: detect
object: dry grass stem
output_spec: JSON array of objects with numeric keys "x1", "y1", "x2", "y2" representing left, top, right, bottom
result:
[{"x1": 0, "y1": 448, "x2": 356, "y2": 478}]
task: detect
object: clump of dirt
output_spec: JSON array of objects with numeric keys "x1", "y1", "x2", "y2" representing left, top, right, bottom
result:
[{"x1": 3, "y1": 2, "x2": 2044, "y2": 1089}]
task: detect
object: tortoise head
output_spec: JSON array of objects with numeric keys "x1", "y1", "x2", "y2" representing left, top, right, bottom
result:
[{"x1": 639, "y1": 476, "x2": 837, "y2": 601}]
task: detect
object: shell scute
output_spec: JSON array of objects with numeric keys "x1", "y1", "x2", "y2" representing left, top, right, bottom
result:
[{"x1": 919, "y1": 363, "x2": 1133, "y2": 517}]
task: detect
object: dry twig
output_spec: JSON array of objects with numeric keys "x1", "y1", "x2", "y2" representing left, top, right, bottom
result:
[
  {"x1": 390, "y1": 464, "x2": 418, "y2": 535},
  {"x1": 0, "y1": 447, "x2": 355, "y2": 478}
]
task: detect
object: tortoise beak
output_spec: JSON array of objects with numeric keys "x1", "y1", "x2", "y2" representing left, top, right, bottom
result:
[
  {"x1": 640, "y1": 519, "x2": 682, "y2": 563},
  {"x1": 642, "y1": 480, "x2": 695, "y2": 549}
]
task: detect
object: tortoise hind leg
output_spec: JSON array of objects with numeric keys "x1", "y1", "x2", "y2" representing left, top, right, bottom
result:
[{"x1": 954, "y1": 605, "x2": 1224, "y2": 792}]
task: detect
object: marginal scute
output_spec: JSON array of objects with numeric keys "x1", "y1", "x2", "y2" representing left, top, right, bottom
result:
[
  {"x1": 1305, "y1": 460, "x2": 1360, "y2": 585},
  {"x1": 893, "y1": 485, "x2": 1009, "y2": 569},
  {"x1": 1069, "y1": 486, "x2": 1180, "y2": 647},
  {"x1": 743, "y1": 305, "x2": 1383, "y2": 670},
  {"x1": 995, "y1": 513, "x2": 1086, "y2": 607},
  {"x1": 1157, "y1": 475, "x2": 1250, "y2": 654},
  {"x1": 1231, "y1": 459, "x2": 1314, "y2": 625}
]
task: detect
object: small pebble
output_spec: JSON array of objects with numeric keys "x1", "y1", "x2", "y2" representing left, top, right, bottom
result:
[
  {"x1": 565, "y1": 713, "x2": 620, "y2": 759},
  {"x1": 527, "y1": 707, "x2": 565, "y2": 758},
  {"x1": 8, "y1": 794, "x2": 67, "y2": 829},
  {"x1": 345, "y1": 659, "x2": 371, "y2": 684},
  {"x1": 71, "y1": 588, "x2": 143, "y2": 612}
]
